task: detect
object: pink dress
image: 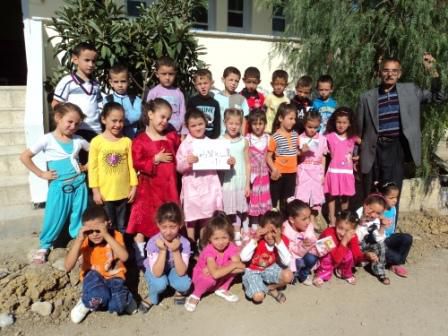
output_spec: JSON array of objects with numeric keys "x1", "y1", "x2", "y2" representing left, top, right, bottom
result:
[
  {"x1": 246, "y1": 133, "x2": 272, "y2": 216},
  {"x1": 324, "y1": 132, "x2": 356, "y2": 196},
  {"x1": 295, "y1": 133, "x2": 328, "y2": 209},
  {"x1": 192, "y1": 242, "x2": 239, "y2": 298},
  {"x1": 176, "y1": 135, "x2": 223, "y2": 222}
]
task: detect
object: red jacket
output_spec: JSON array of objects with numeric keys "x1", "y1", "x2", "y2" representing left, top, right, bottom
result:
[{"x1": 319, "y1": 227, "x2": 365, "y2": 265}]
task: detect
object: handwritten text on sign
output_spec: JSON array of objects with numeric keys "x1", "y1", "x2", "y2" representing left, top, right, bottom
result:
[{"x1": 192, "y1": 139, "x2": 230, "y2": 170}]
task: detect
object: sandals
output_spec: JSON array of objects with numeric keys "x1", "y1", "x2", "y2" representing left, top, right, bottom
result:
[
  {"x1": 173, "y1": 292, "x2": 186, "y2": 305},
  {"x1": 345, "y1": 276, "x2": 357, "y2": 285},
  {"x1": 313, "y1": 277, "x2": 324, "y2": 287},
  {"x1": 32, "y1": 249, "x2": 48, "y2": 265},
  {"x1": 267, "y1": 289, "x2": 286, "y2": 304},
  {"x1": 390, "y1": 265, "x2": 408, "y2": 278},
  {"x1": 214, "y1": 289, "x2": 239, "y2": 303},
  {"x1": 378, "y1": 275, "x2": 391, "y2": 285},
  {"x1": 184, "y1": 295, "x2": 200, "y2": 312},
  {"x1": 138, "y1": 299, "x2": 153, "y2": 314}
]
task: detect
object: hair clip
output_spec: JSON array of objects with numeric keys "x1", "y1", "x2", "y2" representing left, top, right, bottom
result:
[{"x1": 382, "y1": 181, "x2": 397, "y2": 188}]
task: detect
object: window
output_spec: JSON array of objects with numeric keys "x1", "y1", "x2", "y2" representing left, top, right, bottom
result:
[
  {"x1": 228, "y1": 0, "x2": 244, "y2": 28},
  {"x1": 192, "y1": 4, "x2": 208, "y2": 30},
  {"x1": 227, "y1": 0, "x2": 251, "y2": 33},
  {"x1": 272, "y1": 4, "x2": 285, "y2": 33},
  {"x1": 127, "y1": 0, "x2": 156, "y2": 17}
]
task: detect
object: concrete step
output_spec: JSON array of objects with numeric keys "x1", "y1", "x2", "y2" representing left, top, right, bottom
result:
[
  {"x1": 0, "y1": 144, "x2": 27, "y2": 175},
  {"x1": 0, "y1": 128, "x2": 25, "y2": 146},
  {"x1": 0, "y1": 86, "x2": 26, "y2": 109},
  {"x1": 0, "y1": 204, "x2": 43, "y2": 240},
  {"x1": 0, "y1": 175, "x2": 31, "y2": 206},
  {"x1": 0, "y1": 107, "x2": 25, "y2": 129}
]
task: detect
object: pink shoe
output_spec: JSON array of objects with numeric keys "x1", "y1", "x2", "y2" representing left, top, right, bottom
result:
[{"x1": 390, "y1": 265, "x2": 408, "y2": 278}]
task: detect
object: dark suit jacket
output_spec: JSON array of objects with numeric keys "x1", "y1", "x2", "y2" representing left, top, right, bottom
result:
[{"x1": 356, "y1": 78, "x2": 443, "y2": 174}]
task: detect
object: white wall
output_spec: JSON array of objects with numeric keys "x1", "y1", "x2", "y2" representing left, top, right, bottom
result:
[{"x1": 194, "y1": 31, "x2": 291, "y2": 95}]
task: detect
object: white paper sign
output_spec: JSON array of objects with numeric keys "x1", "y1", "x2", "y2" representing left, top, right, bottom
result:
[{"x1": 192, "y1": 139, "x2": 230, "y2": 170}]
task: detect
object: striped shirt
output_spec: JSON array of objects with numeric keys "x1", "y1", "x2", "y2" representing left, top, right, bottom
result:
[
  {"x1": 268, "y1": 130, "x2": 299, "y2": 173},
  {"x1": 378, "y1": 86, "x2": 401, "y2": 138},
  {"x1": 53, "y1": 73, "x2": 103, "y2": 133}
]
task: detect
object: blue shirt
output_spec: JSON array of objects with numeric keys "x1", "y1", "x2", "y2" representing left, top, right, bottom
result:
[
  {"x1": 103, "y1": 92, "x2": 142, "y2": 139},
  {"x1": 383, "y1": 206, "x2": 397, "y2": 238},
  {"x1": 214, "y1": 92, "x2": 249, "y2": 135},
  {"x1": 312, "y1": 97, "x2": 337, "y2": 134},
  {"x1": 48, "y1": 140, "x2": 77, "y2": 180}
]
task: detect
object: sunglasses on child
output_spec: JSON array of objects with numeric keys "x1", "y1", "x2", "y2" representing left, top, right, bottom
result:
[{"x1": 85, "y1": 229, "x2": 101, "y2": 235}]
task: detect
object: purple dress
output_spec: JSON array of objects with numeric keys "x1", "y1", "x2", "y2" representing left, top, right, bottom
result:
[{"x1": 324, "y1": 132, "x2": 356, "y2": 196}]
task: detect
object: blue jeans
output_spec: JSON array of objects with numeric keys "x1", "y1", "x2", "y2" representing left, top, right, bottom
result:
[
  {"x1": 82, "y1": 270, "x2": 133, "y2": 314},
  {"x1": 385, "y1": 233, "x2": 413, "y2": 265},
  {"x1": 295, "y1": 253, "x2": 319, "y2": 282},
  {"x1": 145, "y1": 267, "x2": 191, "y2": 304}
]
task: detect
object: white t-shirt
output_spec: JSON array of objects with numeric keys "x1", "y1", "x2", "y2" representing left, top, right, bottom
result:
[{"x1": 53, "y1": 73, "x2": 103, "y2": 133}]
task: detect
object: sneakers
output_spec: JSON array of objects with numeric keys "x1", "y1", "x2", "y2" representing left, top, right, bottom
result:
[
  {"x1": 70, "y1": 299, "x2": 90, "y2": 324},
  {"x1": 184, "y1": 295, "x2": 200, "y2": 312},
  {"x1": 214, "y1": 289, "x2": 239, "y2": 302},
  {"x1": 302, "y1": 275, "x2": 313, "y2": 286},
  {"x1": 125, "y1": 297, "x2": 138, "y2": 315}
]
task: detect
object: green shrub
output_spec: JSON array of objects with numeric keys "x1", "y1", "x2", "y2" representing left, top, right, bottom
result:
[{"x1": 45, "y1": 0, "x2": 205, "y2": 97}]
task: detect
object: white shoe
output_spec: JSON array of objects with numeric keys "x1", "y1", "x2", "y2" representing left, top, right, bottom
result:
[
  {"x1": 70, "y1": 299, "x2": 90, "y2": 324},
  {"x1": 214, "y1": 289, "x2": 239, "y2": 302},
  {"x1": 184, "y1": 295, "x2": 200, "y2": 312},
  {"x1": 302, "y1": 276, "x2": 313, "y2": 286}
]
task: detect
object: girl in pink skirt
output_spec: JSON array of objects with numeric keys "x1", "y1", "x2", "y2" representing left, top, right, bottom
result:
[
  {"x1": 324, "y1": 107, "x2": 361, "y2": 226},
  {"x1": 295, "y1": 110, "x2": 328, "y2": 222},
  {"x1": 176, "y1": 108, "x2": 223, "y2": 249},
  {"x1": 245, "y1": 109, "x2": 272, "y2": 237}
]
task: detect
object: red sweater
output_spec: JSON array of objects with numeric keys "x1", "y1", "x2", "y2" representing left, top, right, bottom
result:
[
  {"x1": 247, "y1": 236, "x2": 290, "y2": 271},
  {"x1": 319, "y1": 227, "x2": 365, "y2": 265}
]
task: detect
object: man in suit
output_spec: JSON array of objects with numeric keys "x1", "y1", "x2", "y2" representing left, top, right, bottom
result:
[{"x1": 357, "y1": 54, "x2": 443, "y2": 198}]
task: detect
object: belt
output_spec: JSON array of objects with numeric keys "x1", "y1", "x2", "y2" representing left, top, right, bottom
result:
[{"x1": 377, "y1": 136, "x2": 399, "y2": 143}]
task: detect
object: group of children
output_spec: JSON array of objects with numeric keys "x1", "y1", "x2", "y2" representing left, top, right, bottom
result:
[{"x1": 19, "y1": 42, "x2": 413, "y2": 323}]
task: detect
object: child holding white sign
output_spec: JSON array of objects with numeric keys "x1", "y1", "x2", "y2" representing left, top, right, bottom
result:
[
  {"x1": 220, "y1": 108, "x2": 251, "y2": 244},
  {"x1": 176, "y1": 108, "x2": 223, "y2": 247}
]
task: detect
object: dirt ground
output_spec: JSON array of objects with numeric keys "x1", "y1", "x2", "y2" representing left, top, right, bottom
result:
[{"x1": 1, "y1": 211, "x2": 448, "y2": 336}]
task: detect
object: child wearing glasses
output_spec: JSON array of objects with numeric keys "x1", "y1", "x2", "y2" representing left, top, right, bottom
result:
[{"x1": 65, "y1": 206, "x2": 137, "y2": 324}]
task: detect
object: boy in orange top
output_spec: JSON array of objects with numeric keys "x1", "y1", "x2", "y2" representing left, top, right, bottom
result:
[{"x1": 65, "y1": 206, "x2": 137, "y2": 324}]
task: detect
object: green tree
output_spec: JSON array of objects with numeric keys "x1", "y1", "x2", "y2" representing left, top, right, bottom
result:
[
  {"x1": 274, "y1": 0, "x2": 448, "y2": 177},
  {"x1": 46, "y1": 0, "x2": 205, "y2": 97}
]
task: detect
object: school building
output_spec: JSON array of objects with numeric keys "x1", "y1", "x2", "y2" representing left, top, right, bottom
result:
[{"x1": 0, "y1": 0, "x2": 289, "y2": 207}]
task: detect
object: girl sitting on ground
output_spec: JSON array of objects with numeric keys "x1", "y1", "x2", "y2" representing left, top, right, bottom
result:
[
  {"x1": 356, "y1": 194, "x2": 391, "y2": 285},
  {"x1": 379, "y1": 182, "x2": 413, "y2": 278},
  {"x1": 282, "y1": 199, "x2": 318, "y2": 286},
  {"x1": 142, "y1": 202, "x2": 191, "y2": 310},
  {"x1": 313, "y1": 210, "x2": 375, "y2": 287},
  {"x1": 185, "y1": 211, "x2": 245, "y2": 312}
]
